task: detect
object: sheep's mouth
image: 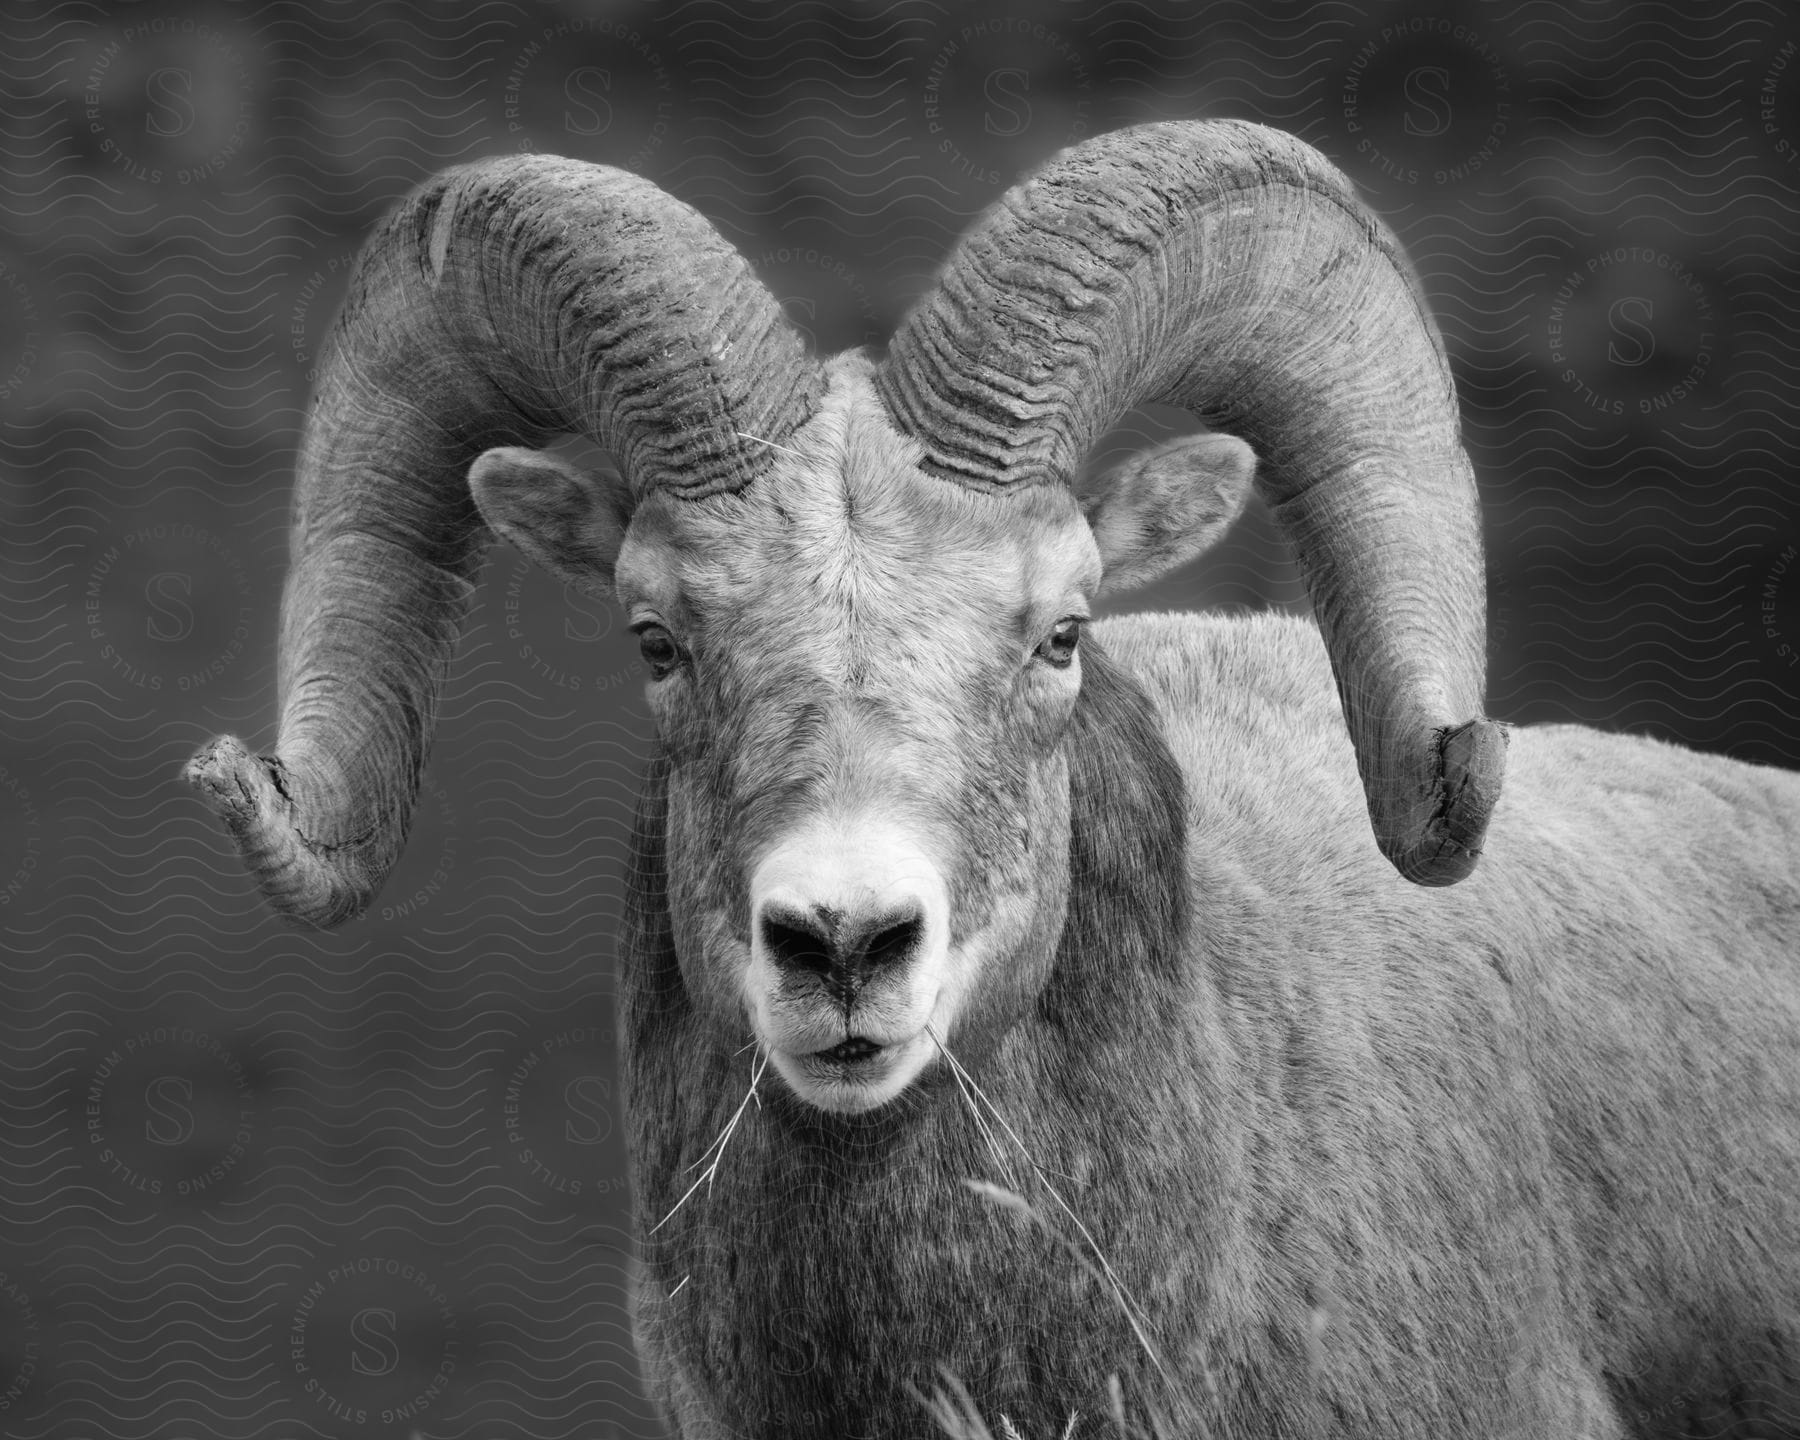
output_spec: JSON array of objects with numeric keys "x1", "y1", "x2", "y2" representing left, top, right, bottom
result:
[
  {"x1": 769, "y1": 1028, "x2": 934, "y2": 1113},
  {"x1": 812, "y1": 1036, "x2": 883, "y2": 1065}
]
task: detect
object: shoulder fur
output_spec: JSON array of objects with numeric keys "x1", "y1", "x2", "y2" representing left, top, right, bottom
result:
[{"x1": 1096, "y1": 608, "x2": 1800, "y2": 1429}]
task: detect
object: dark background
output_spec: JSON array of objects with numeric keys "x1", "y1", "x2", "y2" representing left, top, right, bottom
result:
[{"x1": 1, "y1": 0, "x2": 1796, "y2": 1435}]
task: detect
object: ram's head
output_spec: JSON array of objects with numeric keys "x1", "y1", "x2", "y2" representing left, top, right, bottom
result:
[{"x1": 187, "y1": 121, "x2": 1505, "y2": 1113}]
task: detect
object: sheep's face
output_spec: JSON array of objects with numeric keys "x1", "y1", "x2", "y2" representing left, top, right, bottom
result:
[
  {"x1": 615, "y1": 371, "x2": 1096, "y2": 1114},
  {"x1": 471, "y1": 356, "x2": 1252, "y2": 1115}
]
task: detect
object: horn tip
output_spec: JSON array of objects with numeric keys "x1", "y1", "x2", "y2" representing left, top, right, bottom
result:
[
  {"x1": 185, "y1": 734, "x2": 276, "y2": 821},
  {"x1": 1391, "y1": 717, "x2": 1510, "y2": 887},
  {"x1": 183, "y1": 736, "x2": 364, "y2": 929}
]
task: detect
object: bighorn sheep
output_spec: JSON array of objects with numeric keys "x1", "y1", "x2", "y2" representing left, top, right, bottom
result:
[{"x1": 185, "y1": 121, "x2": 1800, "y2": 1437}]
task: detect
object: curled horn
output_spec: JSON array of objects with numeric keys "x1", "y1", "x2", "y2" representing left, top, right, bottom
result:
[
  {"x1": 877, "y1": 120, "x2": 1506, "y2": 885},
  {"x1": 186, "y1": 158, "x2": 824, "y2": 927}
]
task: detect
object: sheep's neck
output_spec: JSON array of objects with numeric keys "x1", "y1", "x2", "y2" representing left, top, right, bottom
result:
[{"x1": 617, "y1": 646, "x2": 1210, "y2": 1436}]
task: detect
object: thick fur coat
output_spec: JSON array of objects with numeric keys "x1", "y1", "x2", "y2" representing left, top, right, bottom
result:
[{"x1": 621, "y1": 612, "x2": 1800, "y2": 1440}]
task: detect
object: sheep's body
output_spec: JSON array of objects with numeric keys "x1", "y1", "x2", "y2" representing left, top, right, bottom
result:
[{"x1": 622, "y1": 611, "x2": 1800, "y2": 1440}]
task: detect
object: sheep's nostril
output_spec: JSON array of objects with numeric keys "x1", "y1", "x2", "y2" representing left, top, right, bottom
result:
[
  {"x1": 759, "y1": 907, "x2": 835, "y2": 977},
  {"x1": 860, "y1": 912, "x2": 922, "y2": 971},
  {"x1": 757, "y1": 901, "x2": 925, "y2": 984}
]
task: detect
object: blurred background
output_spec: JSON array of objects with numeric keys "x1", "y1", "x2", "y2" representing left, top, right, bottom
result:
[{"x1": 1, "y1": 0, "x2": 1796, "y2": 1434}]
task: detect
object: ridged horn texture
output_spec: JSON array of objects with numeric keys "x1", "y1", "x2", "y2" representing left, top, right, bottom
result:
[
  {"x1": 876, "y1": 119, "x2": 1506, "y2": 886},
  {"x1": 186, "y1": 157, "x2": 824, "y2": 927}
]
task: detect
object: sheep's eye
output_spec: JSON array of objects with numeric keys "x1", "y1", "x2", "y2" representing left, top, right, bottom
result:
[
  {"x1": 634, "y1": 623, "x2": 682, "y2": 680},
  {"x1": 1036, "y1": 616, "x2": 1083, "y2": 669}
]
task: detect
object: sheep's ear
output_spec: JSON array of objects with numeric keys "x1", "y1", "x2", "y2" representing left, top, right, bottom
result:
[
  {"x1": 469, "y1": 446, "x2": 633, "y2": 597},
  {"x1": 1080, "y1": 432, "x2": 1256, "y2": 595}
]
